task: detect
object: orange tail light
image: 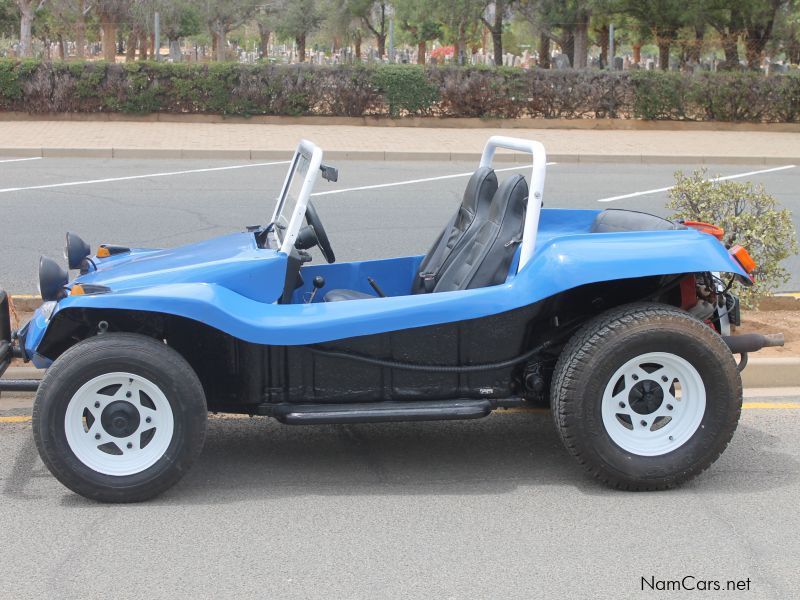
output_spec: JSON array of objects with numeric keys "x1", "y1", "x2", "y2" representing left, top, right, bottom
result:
[{"x1": 684, "y1": 221, "x2": 725, "y2": 241}]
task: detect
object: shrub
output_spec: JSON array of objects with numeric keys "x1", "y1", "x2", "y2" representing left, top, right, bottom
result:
[
  {"x1": 0, "y1": 60, "x2": 799, "y2": 123},
  {"x1": 368, "y1": 65, "x2": 439, "y2": 117},
  {"x1": 667, "y1": 170, "x2": 798, "y2": 307},
  {"x1": 630, "y1": 71, "x2": 689, "y2": 120}
]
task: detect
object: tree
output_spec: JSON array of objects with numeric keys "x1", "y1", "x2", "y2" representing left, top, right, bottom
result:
[
  {"x1": 394, "y1": 0, "x2": 441, "y2": 64},
  {"x1": 155, "y1": 0, "x2": 201, "y2": 61},
  {"x1": 704, "y1": 0, "x2": 788, "y2": 69},
  {"x1": 434, "y1": 0, "x2": 486, "y2": 64},
  {"x1": 620, "y1": 0, "x2": 688, "y2": 70},
  {"x1": 254, "y1": 3, "x2": 280, "y2": 58},
  {"x1": 344, "y1": 0, "x2": 388, "y2": 58},
  {"x1": 480, "y1": 1, "x2": 506, "y2": 65},
  {"x1": 202, "y1": 0, "x2": 259, "y2": 61},
  {"x1": 274, "y1": 0, "x2": 322, "y2": 62},
  {"x1": 95, "y1": 0, "x2": 129, "y2": 61},
  {"x1": 15, "y1": 0, "x2": 47, "y2": 56},
  {"x1": 517, "y1": 0, "x2": 593, "y2": 68}
]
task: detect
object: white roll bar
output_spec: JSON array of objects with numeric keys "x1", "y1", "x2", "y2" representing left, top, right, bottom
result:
[
  {"x1": 276, "y1": 139, "x2": 323, "y2": 255},
  {"x1": 479, "y1": 136, "x2": 547, "y2": 272}
]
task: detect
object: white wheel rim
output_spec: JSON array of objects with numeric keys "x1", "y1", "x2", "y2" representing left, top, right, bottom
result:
[
  {"x1": 601, "y1": 352, "x2": 706, "y2": 456},
  {"x1": 64, "y1": 372, "x2": 175, "y2": 476}
]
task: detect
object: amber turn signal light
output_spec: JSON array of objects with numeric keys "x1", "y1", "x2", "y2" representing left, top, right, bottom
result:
[
  {"x1": 730, "y1": 245, "x2": 756, "y2": 274},
  {"x1": 96, "y1": 246, "x2": 111, "y2": 258}
]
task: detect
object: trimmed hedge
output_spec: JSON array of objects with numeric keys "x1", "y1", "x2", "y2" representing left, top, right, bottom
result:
[{"x1": 1, "y1": 60, "x2": 799, "y2": 122}]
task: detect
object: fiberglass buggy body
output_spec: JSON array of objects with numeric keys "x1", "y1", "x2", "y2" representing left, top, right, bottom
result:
[{"x1": 0, "y1": 136, "x2": 784, "y2": 502}]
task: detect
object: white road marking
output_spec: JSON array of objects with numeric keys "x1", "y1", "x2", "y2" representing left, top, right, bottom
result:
[
  {"x1": 0, "y1": 157, "x2": 42, "y2": 163},
  {"x1": 596, "y1": 164, "x2": 796, "y2": 203},
  {"x1": 311, "y1": 163, "x2": 558, "y2": 197},
  {"x1": 0, "y1": 160, "x2": 291, "y2": 194}
]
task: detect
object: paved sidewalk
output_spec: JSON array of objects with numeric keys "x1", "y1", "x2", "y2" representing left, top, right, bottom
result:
[{"x1": 2, "y1": 120, "x2": 800, "y2": 162}]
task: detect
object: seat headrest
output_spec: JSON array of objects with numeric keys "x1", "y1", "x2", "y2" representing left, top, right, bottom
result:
[
  {"x1": 488, "y1": 175, "x2": 528, "y2": 223},
  {"x1": 462, "y1": 166, "x2": 498, "y2": 219}
]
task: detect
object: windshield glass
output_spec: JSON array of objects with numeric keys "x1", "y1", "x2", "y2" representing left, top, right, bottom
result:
[{"x1": 273, "y1": 153, "x2": 310, "y2": 245}]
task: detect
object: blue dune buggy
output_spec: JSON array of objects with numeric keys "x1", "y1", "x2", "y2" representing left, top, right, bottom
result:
[{"x1": 0, "y1": 136, "x2": 784, "y2": 502}]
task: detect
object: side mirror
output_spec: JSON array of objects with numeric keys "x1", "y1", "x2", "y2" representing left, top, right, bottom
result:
[{"x1": 320, "y1": 164, "x2": 338, "y2": 182}]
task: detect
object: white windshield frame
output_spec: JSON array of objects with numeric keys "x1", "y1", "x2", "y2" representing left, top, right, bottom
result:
[{"x1": 269, "y1": 139, "x2": 323, "y2": 255}]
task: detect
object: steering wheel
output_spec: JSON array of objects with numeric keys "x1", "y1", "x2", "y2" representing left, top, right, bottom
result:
[{"x1": 304, "y1": 201, "x2": 336, "y2": 263}]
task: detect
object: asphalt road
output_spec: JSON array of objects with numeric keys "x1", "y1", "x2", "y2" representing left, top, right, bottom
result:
[
  {"x1": 1, "y1": 399, "x2": 799, "y2": 599},
  {"x1": 1, "y1": 156, "x2": 799, "y2": 598},
  {"x1": 0, "y1": 156, "x2": 798, "y2": 293}
]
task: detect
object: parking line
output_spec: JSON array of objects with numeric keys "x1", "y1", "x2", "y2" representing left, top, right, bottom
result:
[
  {"x1": 0, "y1": 157, "x2": 42, "y2": 164},
  {"x1": 0, "y1": 160, "x2": 291, "y2": 194},
  {"x1": 596, "y1": 165, "x2": 796, "y2": 203},
  {"x1": 311, "y1": 163, "x2": 558, "y2": 197}
]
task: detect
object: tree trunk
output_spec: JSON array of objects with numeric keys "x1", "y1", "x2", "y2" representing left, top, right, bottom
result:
[
  {"x1": 562, "y1": 30, "x2": 575, "y2": 68},
  {"x1": 598, "y1": 24, "x2": 609, "y2": 68},
  {"x1": 491, "y1": 0, "x2": 503, "y2": 66},
  {"x1": 101, "y1": 19, "x2": 117, "y2": 62},
  {"x1": 658, "y1": 40, "x2": 670, "y2": 70},
  {"x1": 19, "y1": 6, "x2": 34, "y2": 57},
  {"x1": 57, "y1": 34, "x2": 65, "y2": 60},
  {"x1": 296, "y1": 34, "x2": 306, "y2": 62},
  {"x1": 75, "y1": 6, "x2": 86, "y2": 59},
  {"x1": 126, "y1": 31, "x2": 137, "y2": 62},
  {"x1": 417, "y1": 40, "x2": 426, "y2": 65},
  {"x1": 632, "y1": 43, "x2": 641, "y2": 65},
  {"x1": 215, "y1": 24, "x2": 227, "y2": 62},
  {"x1": 376, "y1": 34, "x2": 386, "y2": 59},
  {"x1": 139, "y1": 33, "x2": 149, "y2": 60},
  {"x1": 719, "y1": 32, "x2": 739, "y2": 70},
  {"x1": 573, "y1": 19, "x2": 588, "y2": 69},
  {"x1": 258, "y1": 28, "x2": 270, "y2": 59},
  {"x1": 538, "y1": 32, "x2": 550, "y2": 69},
  {"x1": 354, "y1": 36, "x2": 361, "y2": 61},
  {"x1": 686, "y1": 26, "x2": 703, "y2": 66}
]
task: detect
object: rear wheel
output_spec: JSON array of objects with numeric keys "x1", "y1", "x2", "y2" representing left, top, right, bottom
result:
[
  {"x1": 551, "y1": 303, "x2": 741, "y2": 490},
  {"x1": 33, "y1": 333, "x2": 207, "y2": 502}
]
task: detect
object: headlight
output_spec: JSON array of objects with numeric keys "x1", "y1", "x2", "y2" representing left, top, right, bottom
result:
[
  {"x1": 65, "y1": 232, "x2": 91, "y2": 270},
  {"x1": 38, "y1": 256, "x2": 68, "y2": 301}
]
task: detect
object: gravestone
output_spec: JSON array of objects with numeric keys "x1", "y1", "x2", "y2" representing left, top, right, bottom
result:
[{"x1": 553, "y1": 53, "x2": 571, "y2": 69}]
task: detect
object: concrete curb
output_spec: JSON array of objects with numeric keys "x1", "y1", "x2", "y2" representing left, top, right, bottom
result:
[
  {"x1": 2, "y1": 147, "x2": 799, "y2": 164},
  {"x1": 3, "y1": 112, "x2": 800, "y2": 133}
]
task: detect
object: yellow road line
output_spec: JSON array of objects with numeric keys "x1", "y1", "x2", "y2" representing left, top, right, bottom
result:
[
  {"x1": 1, "y1": 402, "x2": 798, "y2": 424},
  {"x1": 742, "y1": 402, "x2": 800, "y2": 409},
  {"x1": 0, "y1": 415, "x2": 32, "y2": 423}
]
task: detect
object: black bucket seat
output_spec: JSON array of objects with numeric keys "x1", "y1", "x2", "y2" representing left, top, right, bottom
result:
[
  {"x1": 433, "y1": 174, "x2": 528, "y2": 292},
  {"x1": 324, "y1": 167, "x2": 498, "y2": 302}
]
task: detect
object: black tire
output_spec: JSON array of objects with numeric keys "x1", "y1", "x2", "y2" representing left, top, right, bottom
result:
[
  {"x1": 32, "y1": 333, "x2": 207, "y2": 502},
  {"x1": 551, "y1": 302, "x2": 742, "y2": 491}
]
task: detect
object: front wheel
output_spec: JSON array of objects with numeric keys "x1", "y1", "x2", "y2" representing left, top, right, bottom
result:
[
  {"x1": 33, "y1": 333, "x2": 207, "y2": 502},
  {"x1": 551, "y1": 303, "x2": 742, "y2": 491}
]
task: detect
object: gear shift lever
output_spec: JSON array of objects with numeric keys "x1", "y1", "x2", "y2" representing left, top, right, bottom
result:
[{"x1": 307, "y1": 275, "x2": 325, "y2": 303}]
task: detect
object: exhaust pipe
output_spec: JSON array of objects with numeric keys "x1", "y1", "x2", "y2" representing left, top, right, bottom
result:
[{"x1": 722, "y1": 332, "x2": 784, "y2": 355}]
